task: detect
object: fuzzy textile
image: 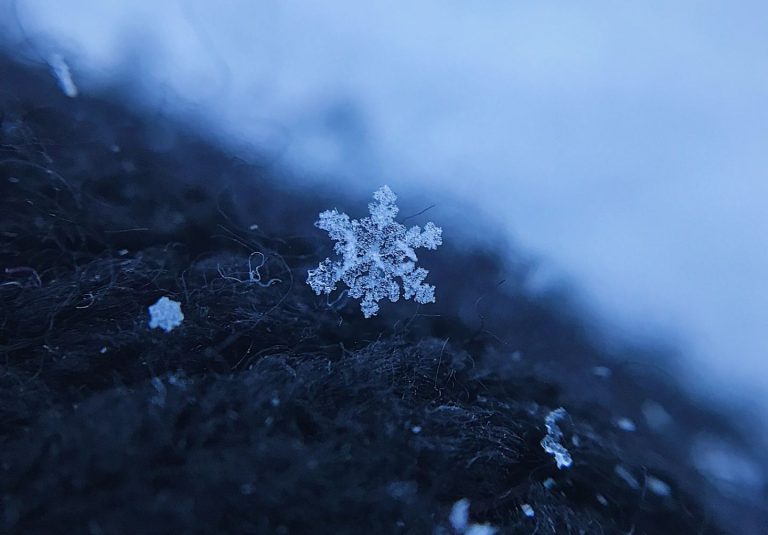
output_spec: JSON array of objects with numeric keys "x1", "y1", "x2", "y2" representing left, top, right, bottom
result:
[{"x1": 1, "y1": 56, "x2": 766, "y2": 534}]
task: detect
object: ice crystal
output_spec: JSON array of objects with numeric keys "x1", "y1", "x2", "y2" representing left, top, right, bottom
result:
[
  {"x1": 307, "y1": 185, "x2": 442, "y2": 318},
  {"x1": 148, "y1": 296, "x2": 184, "y2": 333},
  {"x1": 540, "y1": 407, "x2": 573, "y2": 469}
]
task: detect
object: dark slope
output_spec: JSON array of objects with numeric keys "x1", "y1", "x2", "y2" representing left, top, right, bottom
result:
[{"x1": 1, "y1": 56, "x2": 766, "y2": 535}]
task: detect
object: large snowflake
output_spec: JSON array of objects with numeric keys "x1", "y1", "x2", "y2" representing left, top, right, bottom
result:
[{"x1": 307, "y1": 186, "x2": 443, "y2": 318}]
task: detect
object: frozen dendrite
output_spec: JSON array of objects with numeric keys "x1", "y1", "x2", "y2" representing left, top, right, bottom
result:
[
  {"x1": 307, "y1": 185, "x2": 442, "y2": 318},
  {"x1": 540, "y1": 407, "x2": 573, "y2": 469},
  {"x1": 148, "y1": 296, "x2": 184, "y2": 332}
]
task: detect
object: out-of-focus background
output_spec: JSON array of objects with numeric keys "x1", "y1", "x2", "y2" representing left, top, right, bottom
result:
[{"x1": 2, "y1": 1, "x2": 766, "y2": 416}]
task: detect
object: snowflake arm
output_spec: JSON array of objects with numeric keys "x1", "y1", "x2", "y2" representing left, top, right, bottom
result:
[
  {"x1": 368, "y1": 184, "x2": 399, "y2": 228},
  {"x1": 307, "y1": 186, "x2": 442, "y2": 318},
  {"x1": 406, "y1": 221, "x2": 443, "y2": 250}
]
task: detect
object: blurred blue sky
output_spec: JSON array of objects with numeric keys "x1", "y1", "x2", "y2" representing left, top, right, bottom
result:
[{"x1": 4, "y1": 0, "x2": 768, "y2": 413}]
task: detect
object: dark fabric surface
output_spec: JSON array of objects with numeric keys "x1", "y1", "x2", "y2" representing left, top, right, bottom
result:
[{"x1": 1, "y1": 56, "x2": 766, "y2": 535}]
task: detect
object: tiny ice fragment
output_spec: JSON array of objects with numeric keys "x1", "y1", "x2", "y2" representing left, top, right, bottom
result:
[
  {"x1": 616, "y1": 417, "x2": 636, "y2": 432},
  {"x1": 449, "y1": 499, "x2": 470, "y2": 532},
  {"x1": 646, "y1": 475, "x2": 671, "y2": 497},
  {"x1": 48, "y1": 53, "x2": 78, "y2": 98},
  {"x1": 448, "y1": 498, "x2": 496, "y2": 535},
  {"x1": 465, "y1": 525, "x2": 496, "y2": 535},
  {"x1": 540, "y1": 407, "x2": 572, "y2": 469},
  {"x1": 521, "y1": 504, "x2": 535, "y2": 517},
  {"x1": 615, "y1": 464, "x2": 640, "y2": 490},
  {"x1": 148, "y1": 296, "x2": 184, "y2": 332}
]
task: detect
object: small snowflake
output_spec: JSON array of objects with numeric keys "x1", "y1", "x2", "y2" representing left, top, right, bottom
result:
[
  {"x1": 307, "y1": 185, "x2": 442, "y2": 318},
  {"x1": 148, "y1": 296, "x2": 184, "y2": 332}
]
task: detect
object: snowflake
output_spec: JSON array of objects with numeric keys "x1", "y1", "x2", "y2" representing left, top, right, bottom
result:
[
  {"x1": 307, "y1": 185, "x2": 442, "y2": 318},
  {"x1": 148, "y1": 296, "x2": 184, "y2": 333}
]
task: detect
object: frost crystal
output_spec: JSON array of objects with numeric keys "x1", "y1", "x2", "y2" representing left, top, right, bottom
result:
[
  {"x1": 540, "y1": 407, "x2": 573, "y2": 469},
  {"x1": 148, "y1": 296, "x2": 184, "y2": 332},
  {"x1": 307, "y1": 185, "x2": 442, "y2": 318}
]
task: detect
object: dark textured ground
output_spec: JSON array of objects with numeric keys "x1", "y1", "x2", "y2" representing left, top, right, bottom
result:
[{"x1": 1, "y1": 55, "x2": 767, "y2": 534}]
